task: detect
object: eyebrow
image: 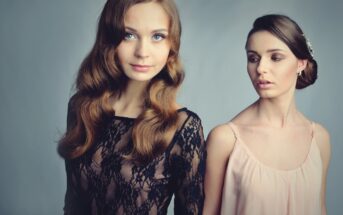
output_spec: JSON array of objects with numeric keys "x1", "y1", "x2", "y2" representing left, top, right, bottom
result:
[
  {"x1": 246, "y1": 49, "x2": 286, "y2": 54},
  {"x1": 125, "y1": 26, "x2": 168, "y2": 34}
]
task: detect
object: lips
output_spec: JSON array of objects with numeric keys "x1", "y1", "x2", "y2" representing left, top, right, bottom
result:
[
  {"x1": 130, "y1": 64, "x2": 152, "y2": 72},
  {"x1": 257, "y1": 79, "x2": 271, "y2": 84},
  {"x1": 256, "y1": 79, "x2": 273, "y2": 89}
]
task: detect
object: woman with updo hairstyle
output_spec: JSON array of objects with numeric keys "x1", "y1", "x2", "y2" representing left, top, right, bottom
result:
[
  {"x1": 203, "y1": 14, "x2": 330, "y2": 215},
  {"x1": 244, "y1": 14, "x2": 318, "y2": 90},
  {"x1": 58, "y1": 0, "x2": 205, "y2": 214}
]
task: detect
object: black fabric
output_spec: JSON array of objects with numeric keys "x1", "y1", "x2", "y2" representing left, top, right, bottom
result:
[{"x1": 63, "y1": 108, "x2": 205, "y2": 215}]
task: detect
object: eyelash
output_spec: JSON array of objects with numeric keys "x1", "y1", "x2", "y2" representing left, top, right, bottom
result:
[
  {"x1": 123, "y1": 32, "x2": 167, "y2": 41},
  {"x1": 271, "y1": 55, "x2": 283, "y2": 61},
  {"x1": 247, "y1": 55, "x2": 284, "y2": 63},
  {"x1": 124, "y1": 32, "x2": 136, "y2": 40},
  {"x1": 152, "y1": 33, "x2": 166, "y2": 41},
  {"x1": 248, "y1": 55, "x2": 259, "y2": 63}
]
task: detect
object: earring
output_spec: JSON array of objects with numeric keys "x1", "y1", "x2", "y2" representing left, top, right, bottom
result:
[{"x1": 298, "y1": 70, "x2": 303, "y2": 77}]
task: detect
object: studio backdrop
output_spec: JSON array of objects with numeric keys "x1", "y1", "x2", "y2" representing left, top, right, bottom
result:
[{"x1": 1, "y1": 0, "x2": 342, "y2": 214}]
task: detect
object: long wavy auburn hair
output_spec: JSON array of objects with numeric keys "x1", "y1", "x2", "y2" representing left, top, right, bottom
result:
[{"x1": 58, "y1": 0, "x2": 184, "y2": 163}]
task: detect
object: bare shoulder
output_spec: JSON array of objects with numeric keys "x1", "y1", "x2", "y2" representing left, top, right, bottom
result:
[
  {"x1": 206, "y1": 103, "x2": 253, "y2": 157},
  {"x1": 314, "y1": 122, "x2": 331, "y2": 162},
  {"x1": 314, "y1": 123, "x2": 331, "y2": 149},
  {"x1": 206, "y1": 123, "x2": 236, "y2": 159}
]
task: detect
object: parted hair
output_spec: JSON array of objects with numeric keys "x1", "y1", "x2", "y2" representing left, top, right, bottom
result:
[{"x1": 58, "y1": 0, "x2": 184, "y2": 163}]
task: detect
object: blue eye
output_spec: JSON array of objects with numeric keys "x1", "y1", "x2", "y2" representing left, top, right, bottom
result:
[
  {"x1": 152, "y1": 33, "x2": 166, "y2": 41},
  {"x1": 124, "y1": 32, "x2": 136, "y2": 40}
]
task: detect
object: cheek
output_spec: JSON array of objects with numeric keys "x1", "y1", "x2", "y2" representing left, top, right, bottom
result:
[
  {"x1": 155, "y1": 45, "x2": 170, "y2": 65},
  {"x1": 116, "y1": 43, "x2": 133, "y2": 63},
  {"x1": 278, "y1": 64, "x2": 298, "y2": 85},
  {"x1": 247, "y1": 64, "x2": 256, "y2": 78},
  {"x1": 116, "y1": 46, "x2": 126, "y2": 64},
  {"x1": 283, "y1": 63, "x2": 298, "y2": 78}
]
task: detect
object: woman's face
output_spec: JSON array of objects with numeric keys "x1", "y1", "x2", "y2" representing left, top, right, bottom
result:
[
  {"x1": 245, "y1": 30, "x2": 307, "y2": 99},
  {"x1": 116, "y1": 1, "x2": 171, "y2": 83}
]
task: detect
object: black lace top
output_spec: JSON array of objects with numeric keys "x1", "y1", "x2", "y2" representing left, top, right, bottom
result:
[{"x1": 63, "y1": 108, "x2": 205, "y2": 215}]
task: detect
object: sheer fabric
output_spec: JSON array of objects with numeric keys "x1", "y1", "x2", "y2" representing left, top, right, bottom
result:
[{"x1": 63, "y1": 108, "x2": 205, "y2": 215}]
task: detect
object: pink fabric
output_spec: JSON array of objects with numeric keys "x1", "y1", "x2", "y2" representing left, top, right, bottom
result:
[{"x1": 221, "y1": 122, "x2": 322, "y2": 215}]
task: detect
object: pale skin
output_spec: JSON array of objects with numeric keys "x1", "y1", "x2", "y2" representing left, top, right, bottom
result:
[
  {"x1": 203, "y1": 31, "x2": 331, "y2": 215},
  {"x1": 112, "y1": 2, "x2": 180, "y2": 117}
]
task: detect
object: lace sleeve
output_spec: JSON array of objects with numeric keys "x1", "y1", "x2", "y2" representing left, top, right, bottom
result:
[
  {"x1": 171, "y1": 113, "x2": 206, "y2": 215},
  {"x1": 63, "y1": 160, "x2": 85, "y2": 215}
]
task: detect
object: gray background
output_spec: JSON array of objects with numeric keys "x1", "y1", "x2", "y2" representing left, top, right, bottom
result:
[{"x1": 1, "y1": 0, "x2": 342, "y2": 214}]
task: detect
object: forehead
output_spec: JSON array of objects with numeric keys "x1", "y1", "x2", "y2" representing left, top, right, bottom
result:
[
  {"x1": 246, "y1": 31, "x2": 290, "y2": 52},
  {"x1": 124, "y1": 2, "x2": 169, "y2": 29}
]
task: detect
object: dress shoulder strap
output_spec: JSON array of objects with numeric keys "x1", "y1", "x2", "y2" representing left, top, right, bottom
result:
[
  {"x1": 227, "y1": 122, "x2": 240, "y2": 143},
  {"x1": 310, "y1": 121, "x2": 315, "y2": 139}
]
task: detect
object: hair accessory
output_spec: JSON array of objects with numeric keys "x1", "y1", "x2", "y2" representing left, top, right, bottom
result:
[{"x1": 302, "y1": 34, "x2": 314, "y2": 58}]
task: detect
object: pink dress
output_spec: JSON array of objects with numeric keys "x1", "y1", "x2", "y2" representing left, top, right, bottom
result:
[{"x1": 221, "y1": 122, "x2": 322, "y2": 215}]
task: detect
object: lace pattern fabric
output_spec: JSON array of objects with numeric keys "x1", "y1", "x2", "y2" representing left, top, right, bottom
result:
[{"x1": 63, "y1": 108, "x2": 205, "y2": 215}]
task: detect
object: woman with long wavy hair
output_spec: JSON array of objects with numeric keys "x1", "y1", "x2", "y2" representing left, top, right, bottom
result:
[{"x1": 58, "y1": 0, "x2": 205, "y2": 214}]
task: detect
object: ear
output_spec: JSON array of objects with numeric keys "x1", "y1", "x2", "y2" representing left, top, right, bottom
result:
[{"x1": 297, "y1": 59, "x2": 308, "y2": 73}]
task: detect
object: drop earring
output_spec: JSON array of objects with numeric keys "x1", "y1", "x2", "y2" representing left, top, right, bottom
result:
[{"x1": 298, "y1": 70, "x2": 303, "y2": 76}]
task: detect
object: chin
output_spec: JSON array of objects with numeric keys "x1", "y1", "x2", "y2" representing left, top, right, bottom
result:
[
  {"x1": 126, "y1": 74, "x2": 154, "y2": 82},
  {"x1": 257, "y1": 92, "x2": 275, "y2": 99}
]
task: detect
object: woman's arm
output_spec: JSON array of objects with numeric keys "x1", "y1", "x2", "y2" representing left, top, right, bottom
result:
[
  {"x1": 203, "y1": 124, "x2": 236, "y2": 215},
  {"x1": 171, "y1": 113, "x2": 206, "y2": 215},
  {"x1": 315, "y1": 123, "x2": 331, "y2": 215},
  {"x1": 63, "y1": 160, "x2": 85, "y2": 215}
]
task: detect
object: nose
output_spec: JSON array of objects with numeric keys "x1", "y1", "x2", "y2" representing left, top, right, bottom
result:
[
  {"x1": 134, "y1": 39, "x2": 149, "y2": 59},
  {"x1": 256, "y1": 57, "x2": 268, "y2": 75}
]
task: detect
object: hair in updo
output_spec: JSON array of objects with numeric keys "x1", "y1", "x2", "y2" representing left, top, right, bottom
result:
[{"x1": 246, "y1": 14, "x2": 317, "y2": 89}]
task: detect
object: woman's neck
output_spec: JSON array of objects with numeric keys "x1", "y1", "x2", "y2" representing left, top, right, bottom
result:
[
  {"x1": 113, "y1": 80, "x2": 148, "y2": 118},
  {"x1": 254, "y1": 96, "x2": 299, "y2": 128}
]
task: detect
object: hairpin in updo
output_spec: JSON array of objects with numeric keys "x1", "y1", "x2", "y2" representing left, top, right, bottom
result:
[{"x1": 302, "y1": 34, "x2": 314, "y2": 58}]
